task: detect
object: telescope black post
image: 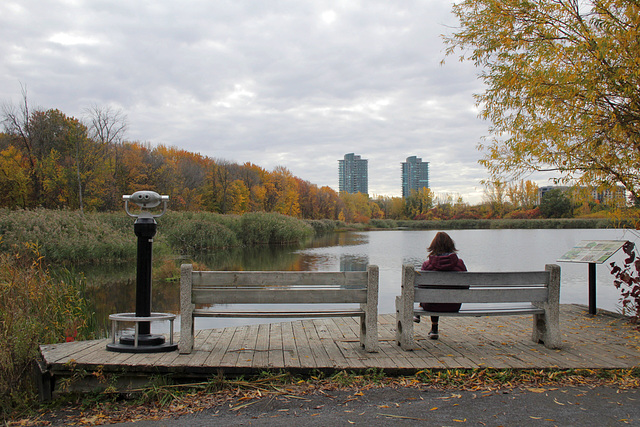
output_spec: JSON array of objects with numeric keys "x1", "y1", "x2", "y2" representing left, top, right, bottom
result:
[{"x1": 134, "y1": 215, "x2": 156, "y2": 335}]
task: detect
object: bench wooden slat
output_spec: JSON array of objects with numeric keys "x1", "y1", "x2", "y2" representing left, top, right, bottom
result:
[
  {"x1": 414, "y1": 271, "x2": 550, "y2": 287},
  {"x1": 192, "y1": 271, "x2": 369, "y2": 287},
  {"x1": 414, "y1": 287, "x2": 549, "y2": 304},
  {"x1": 192, "y1": 309, "x2": 365, "y2": 318},
  {"x1": 416, "y1": 305, "x2": 545, "y2": 317},
  {"x1": 192, "y1": 288, "x2": 368, "y2": 304}
]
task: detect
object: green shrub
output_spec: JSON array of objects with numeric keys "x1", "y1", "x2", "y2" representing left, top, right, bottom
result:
[{"x1": 0, "y1": 251, "x2": 96, "y2": 416}]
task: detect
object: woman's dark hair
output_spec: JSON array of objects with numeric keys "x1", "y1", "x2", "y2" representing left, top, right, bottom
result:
[{"x1": 427, "y1": 231, "x2": 458, "y2": 255}]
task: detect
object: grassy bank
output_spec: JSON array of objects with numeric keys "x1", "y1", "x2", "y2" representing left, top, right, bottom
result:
[{"x1": 392, "y1": 218, "x2": 636, "y2": 230}]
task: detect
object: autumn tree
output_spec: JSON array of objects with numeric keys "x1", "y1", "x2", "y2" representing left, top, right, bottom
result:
[
  {"x1": 268, "y1": 166, "x2": 301, "y2": 217},
  {"x1": 1, "y1": 87, "x2": 41, "y2": 205},
  {"x1": 404, "y1": 188, "x2": 434, "y2": 219},
  {"x1": 506, "y1": 180, "x2": 540, "y2": 209},
  {"x1": 0, "y1": 145, "x2": 29, "y2": 208},
  {"x1": 84, "y1": 104, "x2": 128, "y2": 209},
  {"x1": 482, "y1": 180, "x2": 508, "y2": 217},
  {"x1": 540, "y1": 188, "x2": 573, "y2": 218},
  {"x1": 445, "y1": 0, "x2": 640, "y2": 199}
]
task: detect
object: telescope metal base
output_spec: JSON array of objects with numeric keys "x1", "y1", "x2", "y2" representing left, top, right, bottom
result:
[
  {"x1": 107, "y1": 335, "x2": 178, "y2": 353},
  {"x1": 107, "y1": 312, "x2": 177, "y2": 353}
]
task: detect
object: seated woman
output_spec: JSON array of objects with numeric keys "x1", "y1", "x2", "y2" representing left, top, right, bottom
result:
[{"x1": 414, "y1": 231, "x2": 467, "y2": 340}]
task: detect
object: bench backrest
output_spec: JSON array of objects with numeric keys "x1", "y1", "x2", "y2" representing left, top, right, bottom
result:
[
  {"x1": 403, "y1": 264, "x2": 561, "y2": 304},
  {"x1": 182, "y1": 264, "x2": 379, "y2": 305}
]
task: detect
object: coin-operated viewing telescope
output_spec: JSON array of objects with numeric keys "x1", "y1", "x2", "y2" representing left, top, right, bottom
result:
[
  {"x1": 107, "y1": 191, "x2": 177, "y2": 353},
  {"x1": 123, "y1": 190, "x2": 169, "y2": 217}
]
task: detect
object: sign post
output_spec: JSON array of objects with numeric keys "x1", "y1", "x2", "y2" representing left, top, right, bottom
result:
[{"x1": 557, "y1": 240, "x2": 626, "y2": 315}]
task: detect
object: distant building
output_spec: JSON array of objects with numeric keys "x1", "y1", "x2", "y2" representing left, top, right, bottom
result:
[
  {"x1": 338, "y1": 153, "x2": 368, "y2": 195},
  {"x1": 401, "y1": 156, "x2": 429, "y2": 198}
]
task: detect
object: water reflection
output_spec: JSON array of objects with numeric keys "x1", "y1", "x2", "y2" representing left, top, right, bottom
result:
[
  {"x1": 80, "y1": 228, "x2": 638, "y2": 335},
  {"x1": 340, "y1": 255, "x2": 369, "y2": 272}
]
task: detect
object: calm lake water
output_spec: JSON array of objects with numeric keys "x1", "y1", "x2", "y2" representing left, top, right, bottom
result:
[{"x1": 87, "y1": 228, "x2": 640, "y2": 334}]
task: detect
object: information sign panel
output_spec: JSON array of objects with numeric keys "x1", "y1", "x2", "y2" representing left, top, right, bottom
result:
[{"x1": 557, "y1": 240, "x2": 626, "y2": 264}]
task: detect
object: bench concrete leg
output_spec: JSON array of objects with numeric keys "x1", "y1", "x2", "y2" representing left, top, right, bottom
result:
[
  {"x1": 361, "y1": 265, "x2": 379, "y2": 352},
  {"x1": 179, "y1": 264, "x2": 195, "y2": 354},
  {"x1": 532, "y1": 311, "x2": 560, "y2": 349},
  {"x1": 395, "y1": 296, "x2": 415, "y2": 350},
  {"x1": 532, "y1": 264, "x2": 561, "y2": 349},
  {"x1": 395, "y1": 265, "x2": 416, "y2": 351}
]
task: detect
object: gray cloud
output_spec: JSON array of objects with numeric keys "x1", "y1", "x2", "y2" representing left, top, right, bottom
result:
[{"x1": 0, "y1": 0, "x2": 506, "y2": 203}]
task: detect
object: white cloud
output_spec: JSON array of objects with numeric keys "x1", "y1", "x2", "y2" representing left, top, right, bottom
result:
[{"x1": 0, "y1": 0, "x2": 527, "y2": 204}]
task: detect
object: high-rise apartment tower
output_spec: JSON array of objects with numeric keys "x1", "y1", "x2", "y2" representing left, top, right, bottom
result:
[
  {"x1": 338, "y1": 153, "x2": 368, "y2": 195},
  {"x1": 402, "y1": 156, "x2": 429, "y2": 197}
]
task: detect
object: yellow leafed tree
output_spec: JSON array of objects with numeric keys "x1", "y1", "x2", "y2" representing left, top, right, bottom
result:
[{"x1": 444, "y1": 0, "x2": 640, "y2": 200}]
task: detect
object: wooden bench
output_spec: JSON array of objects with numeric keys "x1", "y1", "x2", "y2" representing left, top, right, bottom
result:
[
  {"x1": 179, "y1": 264, "x2": 379, "y2": 353},
  {"x1": 395, "y1": 264, "x2": 561, "y2": 350}
]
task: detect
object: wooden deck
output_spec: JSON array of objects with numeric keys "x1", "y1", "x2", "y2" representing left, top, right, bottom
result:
[{"x1": 38, "y1": 304, "x2": 640, "y2": 397}]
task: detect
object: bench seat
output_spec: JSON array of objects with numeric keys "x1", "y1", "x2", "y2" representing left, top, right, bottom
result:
[
  {"x1": 417, "y1": 305, "x2": 545, "y2": 317},
  {"x1": 191, "y1": 309, "x2": 367, "y2": 318}
]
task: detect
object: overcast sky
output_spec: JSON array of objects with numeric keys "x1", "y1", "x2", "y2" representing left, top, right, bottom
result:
[{"x1": 0, "y1": 0, "x2": 508, "y2": 204}]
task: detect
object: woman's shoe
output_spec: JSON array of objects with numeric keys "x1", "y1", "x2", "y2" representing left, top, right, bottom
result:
[
  {"x1": 413, "y1": 316, "x2": 421, "y2": 323},
  {"x1": 428, "y1": 331, "x2": 439, "y2": 340}
]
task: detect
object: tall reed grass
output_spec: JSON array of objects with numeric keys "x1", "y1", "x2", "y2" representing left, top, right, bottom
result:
[
  {"x1": 0, "y1": 209, "x2": 135, "y2": 263},
  {"x1": 0, "y1": 210, "x2": 318, "y2": 262},
  {"x1": 304, "y1": 219, "x2": 339, "y2": 235},
  {"x1": 162, "y1": 212, "x2": 240, "y2": 254},
  {"x1": 239, "y1": 212, "x2": 314, "y2": 245},
  {"x1": 0, "y1": 249, "x2": 96, "y2": 416}
]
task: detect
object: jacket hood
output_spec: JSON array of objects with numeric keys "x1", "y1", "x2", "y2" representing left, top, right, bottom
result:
[{"x1": 427, "y1": 253, "x2": 461, "y2": 271}]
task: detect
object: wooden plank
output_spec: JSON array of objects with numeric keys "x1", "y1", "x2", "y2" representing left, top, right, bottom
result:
[
  {"x1": 414, "y1": 270, "x2": 550, "y2": 286},
  {"x1": 54, "y1": 340, "x2": 107, "y2": 365},
  {"x1": 320, "y1": 317, "x2": 365, "y2": 369},
  {"x1": 373, "y1": 317, "x2": 424, "y2": 369},
  {"x1": 192, "y1": 289, "x2": 367, "y2": 304},
  {"x1": 332, "y1": 316, "x2": 373, "y2": 368},
  {"x1": 192, "y1": 309, "x2": 364, "y2": 318},
  {"x1": 252, "y1": 323, "x2": 272, "y2": 369},
  {"x1": 268, "y1": 322, "x2": 285, "y2": 368},
  {"x1": 234, "y1": 324, "x2": 259, "y2": 368},
  {"x1": 192, "y1": 270, "x2": 368, "y2": 287},
  {"x1": 414, "y1": 288, "x2": 549, "y2": 304},
  {"x1": 203, "y1": 326, "x2": 237, "y2": 367},
  {"x1": 314, "y1": 318, "x2": 351, "y2": 368},
  {"x1": 42, "y1": 340, "x2": 96, "y2": 364},
  {"x1": 79, "y1": 343, "x2": 119, "y2": 365},
  {"x1": 303, "y1": 320, "x2": 332, "y2": 368},
  {"x1": 155, "y1": 346, "x2": 182, "y2": 367},
  {"x1": 220, "y1": 325, "x2": 250, "y2": 367},
  {"x1": 186, "y1": 329, "x2": 222, "y2": 366},
  {"x1": 413, "y1": 324, "x2": 483, "y2": 369},
  {"x1": 280, "y1": 321, "x2": 300, "y2": 369},
  {"x1": 291, "y1": 320, "x2": 315, "y2": 368}
]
